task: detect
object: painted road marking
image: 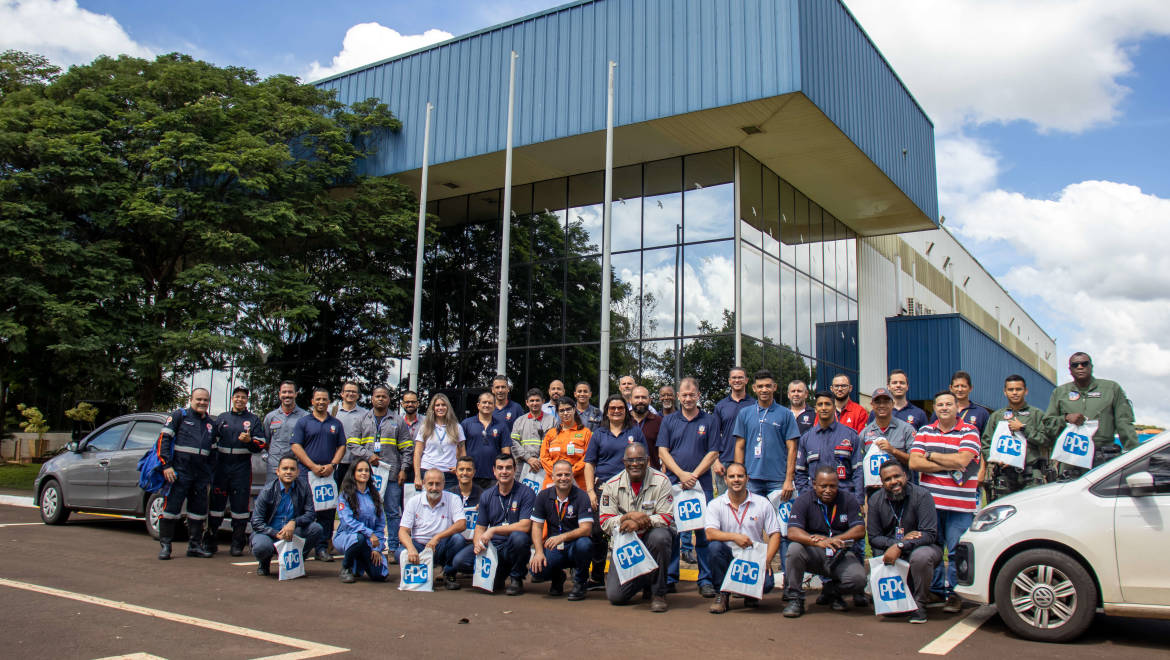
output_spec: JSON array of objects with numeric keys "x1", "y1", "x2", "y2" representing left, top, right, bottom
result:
[
  {"x1": 0, "y1": 522, "x2": 42, "y2": 528},
  {"x1": 93, "y1": 654, "x2": 168, "y2": 660},
  {"x1": 0, "y1": 495, "x2": 36, "y2": 508},
  {"x1": 919, "y1": 604, "x2": 996, "y2": 655},
  {"x1": 0, "y1": 578, "x2": 348, "y2": 660}
]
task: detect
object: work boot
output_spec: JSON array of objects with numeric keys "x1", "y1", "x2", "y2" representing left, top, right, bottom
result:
[
  {"x1": 158, "y1": 518, "x2": 175, "y2": 560},
  {"x1": 853, "y1": 593, "x2": 870, "y2": 608},
  {"x1": 699, "y1": 583, "x2": 718, "y2": 598},
  {"x1": 567, "y1": 583, "x2": 587, "y2": 601},
  {"x1": 782, "y1": 599, "x2": 805, "y2": 618},
  {"x1": 943, "y1": 593, "x2": 964, "y2": 613},
  {"x1": 186, "y1": 520, "x2": 214, "y2": 558},
  {"x1": 650, "y1": 595, "x2": 669, "y2": 613},
  {"x1": 548, "y1": 574, "x2": 565, "y2": 597},
  {"x1": 445, "y1": 573, "x2": 461, "y2": 590},
  {"x1": 709, "y1": 592, "x2": 729, "y2": 614},
  {"x1": 505, "y1": 576, "x2": 524, "y2": 596},
  {"x1": 203, "y1": 522, "x2": 220, "y2": 555},
  {"x1": 229, "y1": 521, "x2": 247, "y2": 557}
]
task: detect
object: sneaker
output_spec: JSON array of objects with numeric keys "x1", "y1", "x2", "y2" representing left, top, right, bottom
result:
[
  {"x1": 505, "y1": 577, "x2": 524, "y2": 596},
  {"x1": 339, "y1": 568, "x2": 356, "y2": 583},
  {"x1": 909, "y1": 607, "x2": 928, "y2": 624},
  {"x1": 709, "y1": 593, "x2": 729, "y2": 614},
  {"x1": 681, "y1": 550, "x2": 697, "y2": 564},
  {"x1": 782, "y1": 600, "x2": 805, "y2": 618},
  {"x1": 699, "y1": 583, "x2": 718, "y2": 598},
  {"x1": 567, "y1": 583, "x2": 587, "y2": 601},
  {"x1": 256, "y1": 563, "x2": 270, "y2": 577},
  {"x1": 943, "y1": 594, "x2": 964, "y2": 613},
  {"x1": 445, "y1": 573, "x2": 461, "y2": 590},
  {"x1": 650, "y1": 596, "x2": 669, "y2": 613},
  {"x1": 586, "y1": 579, "x2": 606, "y2": 592},
  {"x1": 853, "y1": 593, "x2": 870, "y2": 607},
  {"x1": 315, "y1": 548, "x2": 334, "y2": 563},
  {"x1": 829, "y1": 596, "x2": 848, "y2": 612}
]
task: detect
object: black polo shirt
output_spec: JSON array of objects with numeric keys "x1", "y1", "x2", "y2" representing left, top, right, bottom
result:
[
  {"x1": 530, "y1": 485, "x2": 595, "y2": 536},
  {"x1": 787, "y1": 488, "x2": 862, "y2": 536}
]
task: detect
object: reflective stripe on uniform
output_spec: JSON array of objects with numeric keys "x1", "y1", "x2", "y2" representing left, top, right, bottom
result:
[
  {"x1": 230, "y1": 511, "x2": 251, "y2": 520},
  {"x1": 185, "y1": 512, "x2": 207, "y2": 520},
  {"x1": 347, "y1": 436, "x2": 376, "y2": 444},
  {"x1": 160, "y1": 427, "x2": 175, "y2": 437},
  {"x1": 217, "y1": 447, "x2": 251, "y2": 455},
  {"x1": 175, "y1": 446, "x2": 210, "y2": 456}
]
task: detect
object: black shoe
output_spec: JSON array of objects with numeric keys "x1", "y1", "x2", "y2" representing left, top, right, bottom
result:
[
  {"x1": 586, "y1": 579, "x2": 606, "y2": 592},
  {"x1": 666, "y1": 582, "x2": 678, "y2": 594},
  {"x1": 830, "y1": 596, "x2": 847, "y2": 611},
  {"x1": 909, "y1": 607, "x2": 928, "y2": 624},
  {"x1": 445, "y1": 573, "x2": 462, "y2": 590},
  {"x1": 782, "y1": 600, "x2": 805, "y2": 618},
  {"x1": 157, "y1": 518, "x2": 175, "y2": 560},
  {"x1": 505, "y1": 577, "x2": 524, "y2": 596},
  {"x1": 816, "y1": 591, "x2": 833, "y2": 605},
  {"x1": 642, "y1": 586, "x2": 653, "y2": 601},
  {"x1": 315, "y1": 548, "x2": 334, "y2": 563},
  {"x1": 339, "y1": 568, "x2": 356, "y2": 583},
  {"x1": 186, "y1": 520, "x2": 213, "y2": 557},
  {"x1": 567, "y1": 583, "x2": 587, "y2": 601},
  {"x1": 853, "y1": 593, "x2": 870, "y2": 607},
  {"x1": 681, "y1": 550, "x2": 697, "y2": 564},
  {"x1": 548, "y1": 580, "x2": 565, "y2": 597},
  {"x1": 203, "y1": 529, "x2": 219, "y2": 555},
  {"x1": 186, "y1": 541, "x2": 213, "y2": 558},
  {"x1": 650, "y1": 596, "x2": 668, "y2": 613},
  {"x1": 158, "y1": 542, "x2": 172, "y2": 561},
  {"x1": 699, "y1": 583, "x2": 718, "y2": 598},
  {"x1": 256, "y1": 562, "x2": 270, "y2": 576},
  {"x1": 229, "y1": 542, "x2": 245, "y2": 557}
]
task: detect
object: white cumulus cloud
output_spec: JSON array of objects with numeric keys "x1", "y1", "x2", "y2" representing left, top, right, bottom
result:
[
  {"x1": 304, "y1": 23, "x2": 453, "y2": 82},
  {"x1": 0, "y1": 0, "x2": 152, "y2": 67}
]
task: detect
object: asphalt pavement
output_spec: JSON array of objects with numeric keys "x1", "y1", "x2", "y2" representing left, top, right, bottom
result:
[{"x1": 1, "y1": 501, "x2": 1166, "y2": 659}]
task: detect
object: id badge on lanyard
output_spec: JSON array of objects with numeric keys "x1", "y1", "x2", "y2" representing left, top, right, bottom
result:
[{"x1": 754, "y1": 407, "x2": 768, "y2": 457}]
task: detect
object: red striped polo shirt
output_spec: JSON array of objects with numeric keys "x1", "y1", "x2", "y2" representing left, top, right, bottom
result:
[{"x1": 910, "y1": 420, "x2": 981, "y2": 512}]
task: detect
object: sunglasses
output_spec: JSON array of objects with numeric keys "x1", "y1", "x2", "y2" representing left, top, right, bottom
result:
[{"x1": 1070, "y1": 361, "x2": 1090, "y2": 368}]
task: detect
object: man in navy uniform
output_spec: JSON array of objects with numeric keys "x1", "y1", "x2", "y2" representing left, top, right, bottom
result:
[
  {"x1": 155, "y1": 388, "x2": 217, "y2": 560},
  {"x1": 529, "y1": 459, "x2": 595, "y2": 601},
  {"x1": 454, "y1": 453, "x2": 536, "y2": 595},
  {"x1": 290, "y1": 387, "x2": 346, "y2": 562},
  {"x1": 207, "y1": 386, "x2": 266, "y2": 556}
]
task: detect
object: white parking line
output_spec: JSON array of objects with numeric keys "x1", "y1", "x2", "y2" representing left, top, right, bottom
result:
[
  {"x1": 0, "y1": 495, "x2": 36, "y2": 508},
  {"x1": 918, "y1": 604, "x2": 997, "y2": 655},
  {"x1": 93, "y1": 654, "x2": 168, "y2": 660},
  {"x1": 0, "y1": 578, "x2": 348, "y2": 659},
  {"x1": 0, "y1": 522, "x2": 42, "y2": 528}
]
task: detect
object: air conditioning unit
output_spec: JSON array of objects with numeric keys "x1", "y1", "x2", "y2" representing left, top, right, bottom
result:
[{"x1": 905, "y1": 298, "x2": 924, "y2": 316}]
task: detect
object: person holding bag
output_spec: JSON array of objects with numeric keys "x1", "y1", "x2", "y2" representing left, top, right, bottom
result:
[
  {"x1": 980, "y1": 375, "x2": 1060, "y2": 501},
  {"x1": 704, "y1": 462, "x2": 782, "y2": 613},
  {"x1": 333, "y1": 459, "x2": 388, "y2": 583},
  {"x1": 867, "y1": 460, "x2": 940, "y2": 624},
  {"x1": 249, "y1": 454, "x2": 324, "y2": 577}
]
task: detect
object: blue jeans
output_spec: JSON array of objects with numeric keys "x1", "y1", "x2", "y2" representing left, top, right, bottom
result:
[
  {"x1": 382, "y1": 481, "x2": 402, "y2": 553},
  {"x1": 453, "y1": 530, "x2": 532, "y2": 581},
  {"x1": 747, "y1": 478, "x2": 790, "y2": 565},
  {"x1": 708, "y1": 541, "x2": 775, "y2": 594},
  {"x1": 250, "y1": 522, "x2": 324, "y2": 568},
  {"x1": 343, "y1": 540, "x2": 388, "y2": 581},
  {"x1": 932, "y1": 509, "x2": 975, "y2": 597},
  {"x1": 534, "y1": 536, "x2": 593, "y2": 586},
  {"x1": 668, "y1": 486, "x2": 713, "y2": 586}
]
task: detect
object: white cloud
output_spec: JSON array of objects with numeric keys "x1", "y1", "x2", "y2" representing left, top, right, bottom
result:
[
  {"x1": 0, "y1": 0, "x2": 152, "y2": 67},
  {"x1": 304, "y1": 23, "x2": 453, "y2": 82},
  {"x1": 951, "y1": 181, "x2": 1170, "y2": 425},
  {"x1": 845, "y1": 0, "x2": 1170, "y2": 133},
  {"x1": 936, "y1": 133, "x2": 1000, "y2": 210}
]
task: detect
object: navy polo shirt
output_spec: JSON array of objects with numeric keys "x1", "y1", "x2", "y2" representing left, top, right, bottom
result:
[
  {"x1": 714, "y1": 394, "x2": 755, "y2": 463},
  {"x1": 475, "y1": 482, "x2": 536, "y2": 546},
  {"x1": 492, "y1": 400, "x2": 526, "y2": 432},
  {"x1": 733, "y1": 402, "x2": 800, "y2": 482},
  {"x1": 585, "y1": 424, "x2": 646, "y2": 483},
  {"x1": 658, "y1": 409, "x2": 719, "y2": 491},
  {"x1": 868, "y1": 402, "x2": 928, "y2": 431},
  {"x1": 787, "y1": 488, "x2": 862, "y2": 537},
  {"x1": 929, "y1": 404, "x2": 990, "y2": 436},
  {"x1": 290, "y1": 414, "x2": 345, "y2": 465},
  {"x1": 791, "y1": 406, "x2": 816, "y2": 434},
  {"x1": 531, "y1": 485, "x2": 595, "y2": 535},
  {"x1": 446, "y1": 482, "x2": 484, "y2": 509},
  {"x1": 460, "y1": 415, "x2": 511, "y2": 478}
]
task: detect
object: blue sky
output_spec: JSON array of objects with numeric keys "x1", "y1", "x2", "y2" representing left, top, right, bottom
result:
[{"x1": 5, "y1": 0, "x2": 1168, "y2": 424}]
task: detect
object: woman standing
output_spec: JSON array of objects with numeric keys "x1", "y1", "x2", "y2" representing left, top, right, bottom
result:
[
  {"x1": 539, "y1": 396, "x2": 592, "y2": 489},
  {"x1": 333, "y1": 459, "x2": 387, "y2": 583},
  {"x1": 413, "y1": 393, "x2": 465, "y2": 490}
]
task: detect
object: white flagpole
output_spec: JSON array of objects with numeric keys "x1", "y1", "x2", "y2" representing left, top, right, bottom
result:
[
  {"x1": 496, "y1": 51, "x2": 519, "y2": 376},
  {"x1": 599, "y1": 60, "x2": 616, "y2": 402},
  {"x1": 409, "y1": 102, "x2": 433, "y2": 393}
]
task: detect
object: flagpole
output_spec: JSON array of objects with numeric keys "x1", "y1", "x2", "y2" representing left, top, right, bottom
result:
[
  {"x1": 409, "y1": 102, "x2": 433, "y2": 393},
  {"x1": 496, "y1": 51, "x2": 519, "y2": 376},
  {"x1": 598, "y1": 60, "x2": 616, "y2": 402}
]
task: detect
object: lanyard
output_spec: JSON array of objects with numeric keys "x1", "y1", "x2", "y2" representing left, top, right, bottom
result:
[
  {"x1": 819, "y1": 501, "x2": 837, "y2": 533},
  {"x1": 729, "y1": 499, "x2": 751, "y2": 531},
  {"x1": 555, "y1": 497, "x2": 570, "y2": 529},
  {"x1": 891, "y1": 500, "x2": 907, "y2": 529},
  {"x1": 498, "y1": 489, "x2": 515, "y2": 521},
  {"x1": 435, "y1": 427, "x2": 447, "y2": 444}
]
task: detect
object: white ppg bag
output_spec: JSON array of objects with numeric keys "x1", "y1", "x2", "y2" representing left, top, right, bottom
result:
[
  {"x1": 862, "y1": 442, "x2": 893, "y2": 488},
  {"x1": 519, "y1": 465, "x2": 545, "y2": 493},
  {"x1": 868, "y1": 557, "x2": 917, "y2": 615},
  {"x1": 398, "y1": 548, "x2": 434, "y2": 592},
  {"x1": 461, "y1": 506, "x2": 478, "y2": 540},
  {"x1": 1051, "y1": 421, "x2": 1099, "y2": 469},
  {"x1": 472, "y1": 542, "x2": 499, "y2": 592},
  {"x1": 767, "y1": 490, "x2": 793, "y2": 536},
  {"x1": 275, "y1": 535, "x2": 306, "y2": 581},
  {"x1": 371, "y1": 462, "x2": 392, "y2": 495},
  {"x1": 308, "y1": 472, "x2": 338, "y2": 511},
  {"x1": 611, "y1": 530, "x2": 658, "y2": 585},
  {"x1": 718, "y1": 541, "x2": 768, "y2": 599},
  {"x1": 987, "y1": 421, "x2": 1027, "y2": 470},
  {"x1": 672, "y1": 484, "x2": 707, "y2": 532},
  {"x1": 403, "y1": 483, "x2": 420, "y2": 508}
]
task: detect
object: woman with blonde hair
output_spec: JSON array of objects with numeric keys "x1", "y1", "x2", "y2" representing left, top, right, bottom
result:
[{"x1": 413, "y1": 393, "x2": 465, "y2": 490}]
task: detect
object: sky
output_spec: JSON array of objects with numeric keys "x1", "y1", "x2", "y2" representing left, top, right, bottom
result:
[{"x1": 3, "y1": 0, "x2": 1168, "y2": 425}]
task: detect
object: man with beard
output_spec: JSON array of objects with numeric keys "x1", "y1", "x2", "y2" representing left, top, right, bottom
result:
[
  {"x1": 829, "y1": 374, "x2": 867, "y2": 433},
  {"x1": 263, "y1": 380, "x2": 308, "y2": 485},
  {"x1": 867, "y1": 460, "x2": 940, "y2": 624},
  {"x1": 207, "y1": 386, "x2": 267, "y2": 556},
  {"x1": 787, "y1": 380, "x2": 816, "y2": 435},
  {"x1": 290, "y1": 387, "x2": 346, "y2": 562},
  {"x1": 658, "y1": 385, "x2": 677, "y2": 418},
  {"x1": 542, "y1": 380, "x2": 566, "y2": 418},
  {"x1": 713, "y1": 367, "x2": 755, "y2": 496},
  {"x1": 398, "y1": 390, "x2": 423, "y2": 486},
  {"x1": 629, "y1": 386, "x2": 662, "y2": 470},
  {"x1": 400, "y1": 468, "x2": 469, "y2": 590}
]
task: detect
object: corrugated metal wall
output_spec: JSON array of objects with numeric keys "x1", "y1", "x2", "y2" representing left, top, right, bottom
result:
[
  {"x1": 815, "y1": 320, "x2": 860, "y2": 394},
  {"x1": 797, "y1": 0, "x2": 938, "y2": 223},
  {"x1": 886, "y1": 314, "x2": 1055, "y2": 410}
]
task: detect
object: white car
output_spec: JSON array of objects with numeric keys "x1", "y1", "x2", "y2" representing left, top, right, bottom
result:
[{"x1": 954, "y1": 430, "x2": 1170, "y2": 642}]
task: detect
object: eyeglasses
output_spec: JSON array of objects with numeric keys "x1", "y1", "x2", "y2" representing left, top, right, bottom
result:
[
  {"x1": 557, "y1": 408, "x2": 575, "y2": 414},
  {"x1": 623, "y1": 458, "x2": 648, "y2": 465},
  {"x1": 1070, "y1": 361, "x2": 1090, "y2": 368},
  {"x1": 607, "y1": 406, "x2": 626, "y2": 412},
  {"x1": 831, "y1": 384, "x2": 850, "y2": 389}
]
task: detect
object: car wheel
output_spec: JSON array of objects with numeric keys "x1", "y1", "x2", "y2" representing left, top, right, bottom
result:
[
  {"x1": 39, "y1": 480, "x2": 70, "y2": 525},
  {"x1": 993, "y1": 548, "x2": 1097, "y2": 643},
  {"x1": 145, "y1": 492, "x2": 165, "y2": 540}
]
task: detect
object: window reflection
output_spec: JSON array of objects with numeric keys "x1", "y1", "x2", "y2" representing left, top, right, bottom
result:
[
  {"x1": 738, "y1": 150, "x2": 762, "y2": 247},
  {"x1": 640, "y1": 247, "x2": 678, "y2": 339},
  {"x1": 612, "y1": 164, "x2": 642, "y2": 253},
  {"x1": 742, "y1": 243, "x2": 763, "y2": 340},
  {"x1": 764, "y1": 255, "x2": 780, "y2": 344},
  {"x1": 796, "y1": 271, "x2": 813, "y2": 356},
  {"x1": 644, "y1": 157, "x2": 682, "y2": 249},
  {"x1": 610, "y1": 251, "x2": 641, "y2": 342},
  {"x1": 684, "y1": 150, "x2": 734, "y2": 242},
  {"x1": 683, "y1": 240, "x2": 734, "y2": 336},
  {"x1": 781, "y1": 262, "x2": 797, "y2": 349}
]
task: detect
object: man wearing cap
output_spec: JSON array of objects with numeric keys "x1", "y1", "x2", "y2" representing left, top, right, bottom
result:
[
  {"x1": 859, "y1": 387, "x2": 917, "y2": 478},
  {"x1": 207, "y1": 386, "x2": 267, "y2": 555}
]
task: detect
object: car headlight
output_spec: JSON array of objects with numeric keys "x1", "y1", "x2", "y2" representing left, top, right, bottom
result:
[{"x1": 970, "y1": 505, "x2": 1016, "y2": 532}]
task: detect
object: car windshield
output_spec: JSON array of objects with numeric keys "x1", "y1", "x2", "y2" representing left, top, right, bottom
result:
[{"x1": 1082, "y1": 431, "x2": 1168, "y2": 479}]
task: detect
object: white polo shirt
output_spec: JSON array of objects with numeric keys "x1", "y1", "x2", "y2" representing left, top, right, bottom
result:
[
  {"x1": 400, "y1": 490, "x2": 463, "y2": 545},
  {"x1": 703, "y1": 491, "x2": 781, "y2": 544},
  {"x1": 419, "y1": 424, "x2": 466, "y2": 472}
]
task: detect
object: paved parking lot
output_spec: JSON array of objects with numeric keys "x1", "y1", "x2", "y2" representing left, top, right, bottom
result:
[{"x1": 1, "y1": 500, "x2": 1167, "y2": 659}]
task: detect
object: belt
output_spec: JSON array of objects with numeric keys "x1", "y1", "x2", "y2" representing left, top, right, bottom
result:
[
  {"x1": 217, "y1": 447, "x2": 252, "y2": 455},
  {"x1": 175, "y1": 445, "x2": 211, "y2": 456}
]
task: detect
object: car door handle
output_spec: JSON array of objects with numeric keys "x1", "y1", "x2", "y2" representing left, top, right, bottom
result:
[{"x1": 98, "y1": 459, "x2": 110, "y2": 467}]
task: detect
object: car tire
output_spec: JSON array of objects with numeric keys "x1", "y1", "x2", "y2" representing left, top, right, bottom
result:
[
  {"x1": 39, "y1": 480, "x2": 70, "y2": 525},
  {"x1": 145, "y1": 492, "x2": 165, "y2": 540},
  {"x1": 993, "y1": 548, "x2": 1097, "y2": 643}
]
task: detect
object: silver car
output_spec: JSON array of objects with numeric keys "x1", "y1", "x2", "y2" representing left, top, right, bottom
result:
[{"x1": 34, "y1": 412, "x2": 267, "y2": 538}]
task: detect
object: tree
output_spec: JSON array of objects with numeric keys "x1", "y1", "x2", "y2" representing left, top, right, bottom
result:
[{"x1": 0, "y1": 51, "x2": 406, "y2": 420}]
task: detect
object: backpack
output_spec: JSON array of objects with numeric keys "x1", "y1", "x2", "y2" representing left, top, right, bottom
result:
[{"x1": 137, "y1": 410, "x2": 181, "y2": 493}]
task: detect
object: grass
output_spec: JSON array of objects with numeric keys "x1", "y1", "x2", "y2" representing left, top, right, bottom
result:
[{"x1": 0, "y1": 463, "x2": 40, "y2": 490}]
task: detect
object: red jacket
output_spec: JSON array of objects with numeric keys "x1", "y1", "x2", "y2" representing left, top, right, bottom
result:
[{"x1": 836, "y1": 400, "x2": 868, "y2": 433}]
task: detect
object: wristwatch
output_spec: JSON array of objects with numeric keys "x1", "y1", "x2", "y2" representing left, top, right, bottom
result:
[{"x1": 897, "y1": 541, "x2": 905, "y2": 550}]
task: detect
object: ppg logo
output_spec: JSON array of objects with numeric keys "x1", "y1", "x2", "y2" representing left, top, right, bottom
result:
[
  {"x1": 403, "y1": 564, "x2": 430, "y2": 584},
  {"x1": 465, "y1": 509, "x2": 477, "y2": 527},
  {"x1": 868, "y1": 453, "x2": 887, "y2": 474},
  {"x1": 996, "y1": 434, "x2": 1022, "y2": 456},
  {"x1": 372, "y1": 474, "x2": 384, "y2": 491},
  {"x1": 313, "y1": 483, "x2": 335, "y2": 502},
  {"x1": 877, "y1": 576, "x2": 908, "y2": 601},
  {"x1": 1063, "y1": 433, "x2": 1090, "y2": 455},
  {"x1": 522, "y1": 476, "x2": 540, "y2": 491},
  {"x1": 778, "y1": 501, "x2": 791, "y2": 524},
  {"x1": 615, "y1": 541, "x2": 646, "y2": 569},
  {"x1": 478, "y1": 556, "x2": 493, "y2": 579},
  {"x1": 283, "y1": 549, "x2": 301, "y2": 570},
  {"x1": 678, "y1": 499, "x2": 703, "y2": 521},
  {"x1": 728, "y1": 559, "x2": 760, "y2": 584}
]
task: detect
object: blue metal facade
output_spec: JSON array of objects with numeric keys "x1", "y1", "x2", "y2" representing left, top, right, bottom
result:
[
  {"x1": 815, "y1": 320, "x2": 860, "y2": 392},
  {"x1": 886, "y1": 314, "x2": 1056, "y2": 411},
  {"x1": 314, "y1": 0, "x2": 937, "y2": 222}
]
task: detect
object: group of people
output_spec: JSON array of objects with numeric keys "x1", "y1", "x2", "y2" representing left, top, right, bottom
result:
[{"x1": 151, "y1": 352, "x2": 1137, "y2": 619}]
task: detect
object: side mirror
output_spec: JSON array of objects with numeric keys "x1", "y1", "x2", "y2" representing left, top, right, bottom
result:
[
  {"x1": 1125, "y1": 471, "x2": 1155, "y2": 496},
  {"x1": 67, "y1": 440, "x2": 81, "y2": 453}
]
